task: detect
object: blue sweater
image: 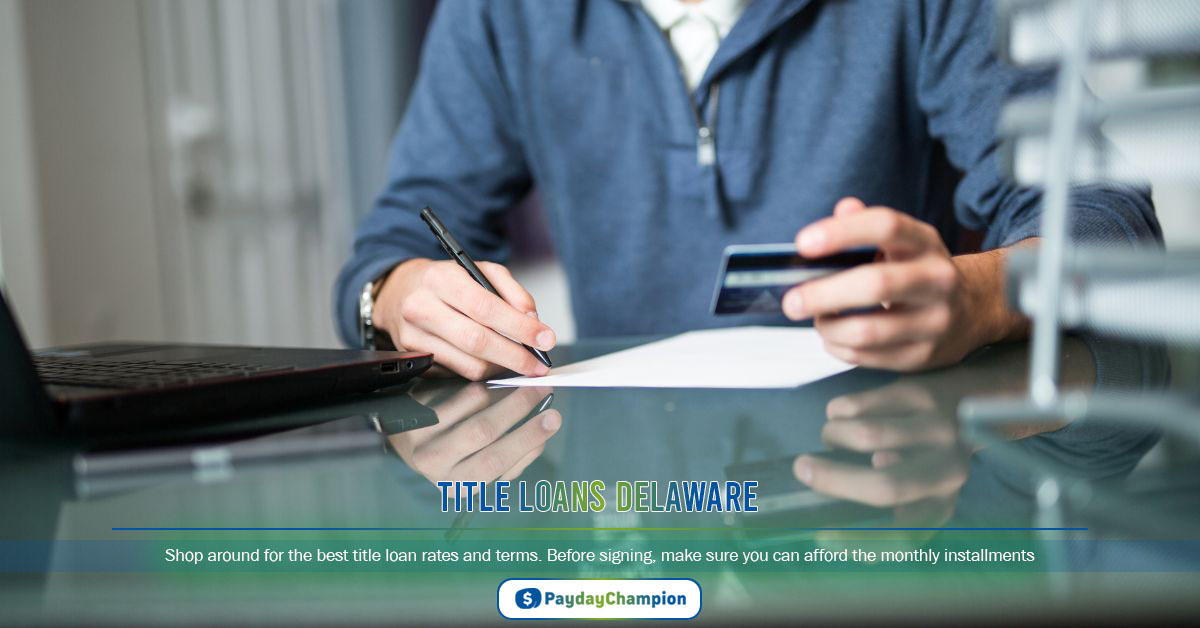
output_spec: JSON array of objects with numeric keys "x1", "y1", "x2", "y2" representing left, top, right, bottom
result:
[{"x1": 335, "y1": 0, "x2": 1160, "y2": 345}]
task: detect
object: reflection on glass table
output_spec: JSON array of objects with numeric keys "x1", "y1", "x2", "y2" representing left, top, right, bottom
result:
[
  {"x1": 1, "y1": 332, "x2": 1195, "y2": 624},
  {"x1": 726, "y1": 335, "x2": 1166, "y2": 531},
  {"x1": 387, "y1": 382, "x2": 559, "y2": 488}
]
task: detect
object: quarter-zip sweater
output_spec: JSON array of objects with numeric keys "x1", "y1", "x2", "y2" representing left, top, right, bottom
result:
[{"x1": 335, "y1": 0, "x2": 1160, "y2": 345}]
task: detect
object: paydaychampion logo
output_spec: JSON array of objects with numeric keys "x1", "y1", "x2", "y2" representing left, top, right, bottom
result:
[
  {"x1": 498, "y1": 579, "x2": 701, "y2": 619},
  {"x1": 514, "y1": 587, "x2": 542, "y2": 609}
]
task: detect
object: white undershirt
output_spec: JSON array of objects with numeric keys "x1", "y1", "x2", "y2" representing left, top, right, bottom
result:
[{"x1": 640, "y1": 0, "x2": 749, "y2": 91}]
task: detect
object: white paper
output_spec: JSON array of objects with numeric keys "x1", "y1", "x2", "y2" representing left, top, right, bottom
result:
[{"x1": 488, "y1": 326, "x2": 855, "y2": 389}]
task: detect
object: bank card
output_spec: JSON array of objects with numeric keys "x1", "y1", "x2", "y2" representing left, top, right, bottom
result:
[{"x1": 711, "y1": 244, "x2": 878, "y2": 315}]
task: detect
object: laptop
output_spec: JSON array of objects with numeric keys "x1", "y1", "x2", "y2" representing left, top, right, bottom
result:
[{"x1": 0, "y1": 289, "x2": 432, "y2": 434}]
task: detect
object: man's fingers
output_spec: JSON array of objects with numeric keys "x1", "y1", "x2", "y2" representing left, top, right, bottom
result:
[
  {"x1": 893, "y1": 496, "x2": 957, "y2": 528},
  {"x1": 821, "y1": 339, "x2": 943, "y2": 372},
  {"x1": 416, "y1": 386, "x2": 550, "y2": 469},
  {"x1": 793, "y1": 451, "x2": 966, "y2": 508},
  {"x1": 390, "y1": 260, "x2": 555, "y2": 379},
  {"x1": 833, "y1": 196, "x2": 867, "y2": 217},
  {"x1": 498, "y1": 443, "x2": 549, "y2": 482},
  {"x1": 413, "y1": 297, "x2": 549, "y2": 377},
  {"x1": 443, "y1": 385, "x2": 552, "y2": 464},
  {"x1": 408, "y1": 379, "x2": 462, "y2": 406},
  {"x1": 429, "y1": 264, "x2": 556, "y2": 352},
  {"x1": 427, "y1": 383, "x2": 497, "y2": 429},
  {"x1": 400, "y1": 383, "x2": 497, "y2": 450},
  {"x1": 452, "y1": 410, "x2": 562, "y2": 482},
  {"x1": 872, "y1": 450, "x2": 904, "y2": 468},
  {"x1": 815, "y1": 495, "x2": 955, "y2": 548},
  {"x1": 793, "y1": 455, "x2": 922, "y2": 507},
  {"x1": 796, "y1": 207, "x2": 944, "y2": 258},
  {"x1": 826, "y1": 383, "x2": 938, "y2": 421},
  {"x1": 394, "y1": 320, "x2": 504, "y2": 381},
  {"x1": 478, "y1": 261, "x2": 538, "y2": 315},
  {"x1": 783, "y1": 257, "x2": 957, "y2": 319},
  {"x1": 813, "y1": 304, "x2": 952, "y2": 350},
  {"x1": 820, "y1": 414, "x2": 959, "y2": 452}
]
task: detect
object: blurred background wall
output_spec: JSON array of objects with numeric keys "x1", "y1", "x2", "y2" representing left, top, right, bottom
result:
[
  {"x1": 0, "y1": 0, "x2": 1196, "y2": 351},
  {"x1": 0, "y1": 0, "x2": 450, "y2": 350}
]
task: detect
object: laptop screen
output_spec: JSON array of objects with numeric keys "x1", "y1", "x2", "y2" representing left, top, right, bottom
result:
[{"x1": 0, "y1": 288, "x2": 52, "y2": 431}]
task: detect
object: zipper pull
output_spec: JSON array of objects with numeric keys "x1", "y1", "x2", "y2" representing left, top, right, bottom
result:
[{"x1": 696, "y1": 126, "x2": 715, "y2": 166}]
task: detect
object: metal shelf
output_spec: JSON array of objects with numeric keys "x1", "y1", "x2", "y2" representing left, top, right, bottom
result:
[
  {"x1": 961, "y1": 0, "x2": 1199, "y2": 414},
  {"x1": 1006, "y1": 247, "x2": 1200, "y2": 345},
  {"x1": 998, "y1": 86, "x2": 1200, "y2": 185},
  {"x1": 998, "y1": 0, "x2": 1200, "y2": 66}
]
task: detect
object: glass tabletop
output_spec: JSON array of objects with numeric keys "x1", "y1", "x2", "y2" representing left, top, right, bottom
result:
[{"x1": 1, "y1": 333, "x2": 1197, "y2": 623}]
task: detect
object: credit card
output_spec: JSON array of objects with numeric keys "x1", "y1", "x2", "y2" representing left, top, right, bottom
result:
[{"x1": 710, "y1": 243, "x2": 878, "y2": 315}]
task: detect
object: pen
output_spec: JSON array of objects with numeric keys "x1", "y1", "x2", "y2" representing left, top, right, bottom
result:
[
  {"x1": 419, "y1": 206, "x2": 553, "y2": 368},
  {"x1": 444, "y1": 391, "x2": 554, "y2": 542}
]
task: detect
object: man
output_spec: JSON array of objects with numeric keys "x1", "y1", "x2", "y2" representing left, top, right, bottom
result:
[{"x1": 335, "y1": 0, "x2": 1160, "y2": 380}]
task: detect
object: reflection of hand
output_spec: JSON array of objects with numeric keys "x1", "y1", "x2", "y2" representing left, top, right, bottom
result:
[
  {"x1": 792, "y1": 378, "x2": 970, "y2": 544},
  {"x1": 793, "y1": 396, "x2": 970, "y2": 510},
  {"x1": 791, "y1": 337, "x2": 1098, "y2": 544},
  {"x1": 389, "y1": 384, "x2": 560, "y2": 485}
]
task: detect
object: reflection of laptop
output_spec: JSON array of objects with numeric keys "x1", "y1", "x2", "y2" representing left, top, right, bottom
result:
[{"x1": 0, "y1": 290, "x2": 432, "y2": 432}]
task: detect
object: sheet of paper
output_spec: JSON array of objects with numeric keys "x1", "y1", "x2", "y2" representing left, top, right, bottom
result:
[{"x1": 488, "y1": 326, "x2": 855, "y2": 389}]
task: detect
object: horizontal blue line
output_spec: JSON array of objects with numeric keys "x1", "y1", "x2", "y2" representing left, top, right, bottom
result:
[
  {"x1": 114, "y1": 527, "x2": 447, "y2": 531},
  {"x1": 112, "y1": 527, "x2": 1088, "y2": 532}
]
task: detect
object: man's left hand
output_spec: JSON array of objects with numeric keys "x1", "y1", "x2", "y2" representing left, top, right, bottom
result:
[{"x1": 782, "y1": 197, "x2": 1031, "y2": 371}]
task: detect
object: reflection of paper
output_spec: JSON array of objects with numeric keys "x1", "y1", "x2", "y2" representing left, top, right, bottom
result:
[{"x1": 489, "y1": 326, "x2": 854, "y2": 389}]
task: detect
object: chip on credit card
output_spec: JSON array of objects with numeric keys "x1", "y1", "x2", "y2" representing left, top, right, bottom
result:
[{"x1": 710, "y1": 243, "x2": 879, "y2": 315}]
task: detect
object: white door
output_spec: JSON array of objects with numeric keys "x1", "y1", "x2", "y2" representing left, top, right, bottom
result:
[{"x1": 140, "y1": 0, "x2": 353, "y2": 348}]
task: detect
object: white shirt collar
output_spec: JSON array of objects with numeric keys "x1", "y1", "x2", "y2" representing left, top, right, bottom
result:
[{"x1": 640, "y1": 0, "x2": 748, "y2": 35}]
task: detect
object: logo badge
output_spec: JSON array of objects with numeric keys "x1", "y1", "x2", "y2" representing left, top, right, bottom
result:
[
  {"x1": 499, "y1": 579, "x2": 701, "y2": 619},
  {"x1": 514, "y1": 587, "x2": 542, "y2": 609}
]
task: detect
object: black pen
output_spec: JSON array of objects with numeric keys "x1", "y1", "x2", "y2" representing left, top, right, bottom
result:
[
  {"x1": 420, "y1": 207, "x2": 553, "y2": 369},
  {"x1": 444, "y1": 391, "x2": 555, "y2": 542}
]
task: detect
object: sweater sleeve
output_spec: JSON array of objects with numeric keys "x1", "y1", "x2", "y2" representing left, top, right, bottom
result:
[
  {"x1": 914, "y1": 0, "x2": 1162, "y2": 251},
  {"x1": 333, "y1": 0, "x2": 532, "y2": 346}
]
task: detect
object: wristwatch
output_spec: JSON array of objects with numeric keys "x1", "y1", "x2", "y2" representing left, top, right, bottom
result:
[
  {"x1": 358, "y1": 279, "x2": 377, "y2": 349},
  {"x1": 358, "y1": 270, "x2": 395, "y2": 350}
]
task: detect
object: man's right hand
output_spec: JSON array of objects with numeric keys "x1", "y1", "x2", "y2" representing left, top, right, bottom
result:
[{"x1": 374, "y1": 258, "x2": 556, "y2": 380}]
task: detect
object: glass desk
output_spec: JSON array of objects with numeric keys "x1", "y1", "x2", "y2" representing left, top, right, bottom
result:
[{"x1": 1, "y1": 334, "x2": 1197, "y2": 624}]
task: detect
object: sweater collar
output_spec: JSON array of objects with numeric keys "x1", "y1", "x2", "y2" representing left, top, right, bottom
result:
[
  {"x1": 639, "y1": 0, "x2": 749, "y2": 34},
  {"x1": 699, "y1": 0, "x2": 814, "y2": 90},
  {"x1": 621, "y1": 0, "x2": 816, "y2": 93}
]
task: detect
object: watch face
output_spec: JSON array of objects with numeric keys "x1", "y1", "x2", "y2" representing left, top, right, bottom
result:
[{"x1": 359, "y1": 281, "x2": 375, "y2": 348}]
